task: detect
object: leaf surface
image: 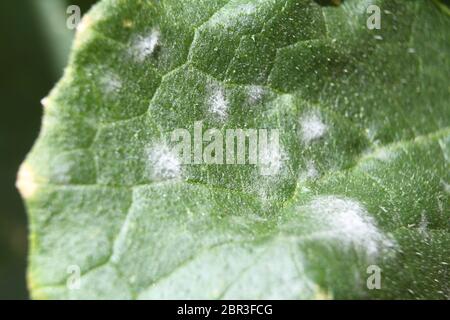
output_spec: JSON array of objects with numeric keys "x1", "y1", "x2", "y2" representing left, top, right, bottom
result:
[{"x1": 19, "y1": 0, "x2": 450, "y2": 299}]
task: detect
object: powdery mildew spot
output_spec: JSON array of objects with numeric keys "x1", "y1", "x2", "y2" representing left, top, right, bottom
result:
[
  {"x1": 259, "y1": 140, "x2": 284, "y2": 177},
  {"x1": 16, "y1": 163, "x2": 38, "y2": 199},
  {"x1": 299, "y1": 160, "x2": 319, "y2": 181},
  {"x1": 442, "y1": 180, "x2": 450, "y2": 194},
  {"x1": 302, "y1": 196, "x2": 395, "y2": 258},
  {"x1": 418, "y1": 212, "x2": 429, "y2": 236},
  {"x1": 131, "y1": 29, "x2": 160, "y2": 62},
  {"x1": 365, "y1": 125, "x2": 378, "y2": 143},
  {"x1": 100, "y1": 71, "x2": 122, "y2": 96},
  {"x1": 247, "y1": 86, "x2": 265, "y2": 105},
  {"x1": 372, "y1": 148, "x2": 398, "y2": 162},
  {"x1": 147, "y1": 144, "x2": 181, "y2": 180},
  {"x1": 299, "y1": 111, "x2": 328, "y2": 144},
  {"x1": 208, "y1": 85, "x2": 228, "y2": 121},
  {"x1": 438, "y1": 138, "x2": 449, "y2": 163},
  {"x1": 209, "y1": 3, "x2": 257, "y2": 28},
  {"x1": 236, "y1": 3, "x2": 257, "y2": 15},
  {"x1": 51, "y1": 160, "x2": 73, "y2": 184}
]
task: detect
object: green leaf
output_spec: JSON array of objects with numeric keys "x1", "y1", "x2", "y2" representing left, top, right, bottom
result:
[{"x1": 18, "y1": 0, "x2": 449, "y2": 299}]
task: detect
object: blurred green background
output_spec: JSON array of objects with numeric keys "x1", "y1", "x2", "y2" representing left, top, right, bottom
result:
[{"x1": 0, "y1": 0, "x2": 97, "y2": 300}]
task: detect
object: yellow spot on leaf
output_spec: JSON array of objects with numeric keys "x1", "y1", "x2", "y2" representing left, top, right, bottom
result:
[
  {"x1": 314, "y1": 286, "x2": 333, "y2": 300},
  {"x1": 123, "y1": 19, "x2": 134, "y2": 28}
]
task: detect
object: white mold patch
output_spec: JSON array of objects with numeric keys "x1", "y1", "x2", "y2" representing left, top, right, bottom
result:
[
  {"x1": 146, "y1": 143, "x2": 181, "y2": 180},
  {"x1": 299, "y1": 111, "x2": 328, "y2": 144},
  {"x1": 299, "y1": 160, "x2": 319, "y2": 181},
  {"x1": 208, "y1": 85, "x2": 229, "y2": 121},
  {"x1": 259, "y1": 141, "x2": 285, "y2": 177},
  {"x1": 442, "y1": 180, "x2": 450, "y2": 194},
  {"x1": 235, "y1": 3, "x2": 257, "y2": 15},
  {"x1": 51, "y1": 160, "x2": 73, "y2": 184},
  {"x1": 247, "y1": 85, "x2": 265, "y2": 105},
  {"x1": 130, "y1": 29, "x2": 160, "y2": 62},
  {"x1": 438, "y1": 138, "x2": 450, "y2": 163},
  {"x1": 365, "y1": 125, "x2": 378, "y2": 143},
  {"x1": 372, "y1": 148, "x2": 399, "y2": 162},
  {"x1": 100, "y1": 71, "x2": 122, "y2": 95},
  {"x1": 209, "y1": 3, "x2": 258, "y2": 28},
  {"x1": 301, "y1": 196, "x2": 395, "y2": 258},
  {"x1": 418, "y1": 212, "x2": 429, "y2": 236}
]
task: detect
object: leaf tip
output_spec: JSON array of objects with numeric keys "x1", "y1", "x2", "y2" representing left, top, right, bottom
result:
[
  {"x1": 16, "y1": 163, "x2": 38, "y2": 200},
  {"x1": 40, "y1": 96, "x2": 49, "y2": 108}
]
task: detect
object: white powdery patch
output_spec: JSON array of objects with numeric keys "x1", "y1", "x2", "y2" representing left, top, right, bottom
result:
[
  {"x1": 208, "y1": 85, "x2": 229, "y2": 121},
  {"x1": 52, "y1": 161, "x2": 73, "y2": 184},
  {"x1": 146, "y1": 144, "x2": 181, "y2": 180},
  {"x1": 299, "y1": 111, "x2": 328, "y2": 144},
  {"x1": 299, "y1": 160, "x2": 319, "y2": 181},
  {"x1": 438, "y1": 138, "x2": 450, "y2": 163},
  {"x1": 372, "y1": 148, "x2": 398, "y2": 162},
  {"x1": 209, "y1": 3, "x2": 257, "y2": 28},
  {"x1": 247, "y1": 85, "x2": 265, "y2": 105},
  {"x1": 442, "y1": 180, "x2": 450, "y2": 194},
  {"x1": 302, "y1": 196, "x2": 395, "y2": 258},
  {"x1": 418, "y1": 212, "x2": 429, "y2": 236},
  {"x1": 100, "y1": 71, "x2": 122, "y2": 95},
  {"x1": 259, "y1": 142, "x2": 285, "y2": 177},
  {"x1": 236, "y1": 3, "x2": 257, "y2": 15},
  {"x1": 365, "y1": 125, "x2": 378, "y2": 143},
  {"x1": 130, "y1": 29, "x2": 160, "y2": 62}
]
